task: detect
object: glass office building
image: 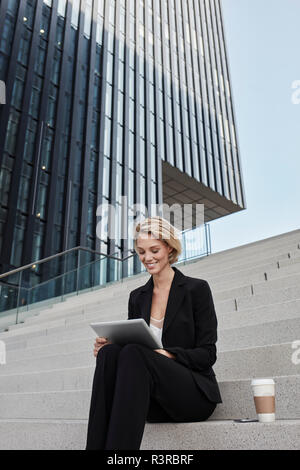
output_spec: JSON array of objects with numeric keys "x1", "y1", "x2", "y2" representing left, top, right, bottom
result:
[{"x1": 0, "y1": 0, "x2": 246, "y2": 282}]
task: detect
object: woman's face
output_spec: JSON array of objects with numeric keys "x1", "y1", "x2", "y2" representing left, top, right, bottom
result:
[{"x1": 136, "y1": 233, "x2": 173, "y2": 274}]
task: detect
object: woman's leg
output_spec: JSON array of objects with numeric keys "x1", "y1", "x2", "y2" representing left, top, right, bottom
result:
[
  {"x1": 104, "y1": 343, "x2": 217, "y2": 450},
  {"x1": 86, "y1": 342, "x2": 217, "y2": 450},
  {"x1": 85, "y1": 343, "x2": 122, "y2": 450},
  {"x1": 146, "y1": 396, "x2": 176, "y2": 423},
  {"x1": 143, "y1": 348, "x2": 217, "y2": 424},
  {"x1": 104, "y1": 343, "x2": 155, "y2": 450}
]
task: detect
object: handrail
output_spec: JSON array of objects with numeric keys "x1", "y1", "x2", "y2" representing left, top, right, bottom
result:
[{"x1": 0, "y1": 245, "x2": 136, "y2": 281}]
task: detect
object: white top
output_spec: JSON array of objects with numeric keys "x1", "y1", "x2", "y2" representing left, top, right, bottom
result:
[{"x1": 149, "y1": 322, "x2": 163, "y2": 343}]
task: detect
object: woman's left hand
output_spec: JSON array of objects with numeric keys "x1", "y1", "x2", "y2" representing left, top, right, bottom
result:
[{"x1": 154, "y1": 349, "x2": 175, "y2": 359}]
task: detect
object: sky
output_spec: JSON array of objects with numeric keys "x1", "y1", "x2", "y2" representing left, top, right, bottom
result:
[{"x1": 209, "y1": 0, "x2": 300, "y2": 253}]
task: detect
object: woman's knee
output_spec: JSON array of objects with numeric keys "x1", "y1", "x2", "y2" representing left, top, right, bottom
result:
[
  {"x1": 96, "y1": 342, "x2": 122, "y2": 364},
  {"x1": 117, "y1": 343, "x2": 150, "y2": 368},
  {"x1": 118, "y1": 343, "x2": 146, "y2": 358}
]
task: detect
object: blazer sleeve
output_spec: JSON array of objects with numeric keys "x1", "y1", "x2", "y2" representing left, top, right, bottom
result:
[{"x1": 164, "y1": 280, "x2": 218, "y2": 372}]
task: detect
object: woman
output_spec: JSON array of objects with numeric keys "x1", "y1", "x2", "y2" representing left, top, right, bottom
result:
[{"x1": 86, "y1": 216, "x2": 222, "y2": 450}]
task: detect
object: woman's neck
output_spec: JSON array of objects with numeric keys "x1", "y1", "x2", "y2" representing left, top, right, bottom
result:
[{"x1": 152, "y1": 265, "x2": 175, "y2": 291}]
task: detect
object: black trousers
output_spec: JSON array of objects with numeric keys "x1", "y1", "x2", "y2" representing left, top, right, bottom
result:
[{"x1": 85, "y1": 343, "x2": 217, "y2": 450}]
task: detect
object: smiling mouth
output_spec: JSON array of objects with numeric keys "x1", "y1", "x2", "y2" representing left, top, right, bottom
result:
[{"x1": 146, "y1": 262, "x2": 158, "y2": 268}]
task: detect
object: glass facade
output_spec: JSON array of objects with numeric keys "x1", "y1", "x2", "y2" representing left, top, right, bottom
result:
[{"x1": 0, "y1": 0, "x2": 245, "y2": 281}]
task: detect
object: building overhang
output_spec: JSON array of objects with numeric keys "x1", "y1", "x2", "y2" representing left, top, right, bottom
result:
[{"x1": 161, "y1": 161, "x2": 245, "y2": 230}]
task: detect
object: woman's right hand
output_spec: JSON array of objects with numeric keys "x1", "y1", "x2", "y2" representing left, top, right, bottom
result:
[{"x1": 93, "y1": 337, "x2": 111, "y2": 357}]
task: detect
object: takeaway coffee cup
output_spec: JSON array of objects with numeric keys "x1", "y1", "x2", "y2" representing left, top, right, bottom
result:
[{"x1": 251, "y1": 378, "x2": 275, "y2": 423}]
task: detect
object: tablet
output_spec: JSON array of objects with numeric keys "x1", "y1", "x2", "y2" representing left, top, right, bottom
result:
[{"x1": 90, "y1": 318, "x2": 163, "y2": 349}]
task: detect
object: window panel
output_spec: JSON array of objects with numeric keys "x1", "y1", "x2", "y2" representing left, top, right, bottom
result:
[
  {"x1": 4, "y1": 109, "x2": 20, "y2": 156},
  {"x1": 116, "y1": 124, "x2": 123, "y2": 164},
  {"x1": 139, "y1": 137, "x2": 145, "y2": 175},
  {"x1": 139, "y1": 105, "x2": 145, "y2": 138},
  {"x1": 102, "y1": 156, "x2": 110, "y2": 197},
  {"x1": 118, "y1": 60, "x2": 124, "y2": 90},
  {"x1": 117, "y1": 91, "x2": 124, "y2": 124},
  {"x1": 128, "y1": 98, "x2": 134, "y2": 132},
  {"x1": 128, "y1": 131, "x2": 134, "y2": 170},
  {"x1": 107, "y1": 52, "x2": 114, "y2": 84},
  {"x1": 103, "y1": 117, "x2": 111, "y2": 157},
  {"x1": 105, "y1": 83, "x2": 112, "y2": 117}
]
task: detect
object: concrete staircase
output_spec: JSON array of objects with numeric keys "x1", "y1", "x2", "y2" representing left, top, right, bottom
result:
[{"x1": 0, "y1": 228, "x2": 300, "y2": 450}]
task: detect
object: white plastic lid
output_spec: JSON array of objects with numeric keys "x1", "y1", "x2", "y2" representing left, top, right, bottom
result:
[{"x1": 251, "y1": 378, "x2": 275, "y2": 386}]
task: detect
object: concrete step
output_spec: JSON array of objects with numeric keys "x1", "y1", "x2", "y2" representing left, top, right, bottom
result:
[
  {"x1": 1, "y1": 306, "x2": 299, "y2": 361},
  {"x1": 0, "y1": 320, "x2": 102, "y2": 348},
  {"x1": 236, "y1": 284, "x2": 300, "y2": 311},
  {"x1": 0, "y1": 390, "x2": 91, "y2": 420},
  {"x1": 11, "y1": 268, "x2": 300, "y2": 342},
  {"x1": 0, "y1": 304, "x2": 127, "y2": 340},
  {"x1": 183, "y1": 239, "x2": 300, "y2": 273},
  {"x1": 181, "y1": 243, "x2": 300, "y2": 279},
  {"x1": 0, "y1": 366, "x2": 95, "y2": 393},
  {"x1": 3, "y1": 312, "x2": 300, "y2": 364},
  {"x1": 252, "y1": 272, "x2": 300, "y2": 296},
  {"x1": 218, "y1": 317, "x2": 300, "y2": 351},
  {"x1": 2, "y1": 285, "x2": 300, "y2": 352},
  {"x1": 4, "y1": 276, "x2": 300, "y2": 341},
  {"x1": 0, "y1": 349, "x2": 95, "y2": 375},
  {"x1": 0, "y1": 419, "x2": 88, "y2": 450},
  {"x1": 278, "y1": 253, "x2": 300, "y2": 268},
  {"x1": 25, "y1": 262, "x2": 300, "y2": 321},
  {"x1": 214, "y1": 342, "x2": 300, "y2": 381},
  {"x1": 141, "y1": 419, "x2": 300, "y2": 450},
  {"x1": 266, "y1": 259, "x2": 300, "y2": 280},
  {"x1": 0, "y1": 418, "x2": 299, "y2": 450},
  {"x1": 6, "y1": 283, "x2": 261, "y2": 330},
  {"x1": 24, "y1": 248, "x2": 300, "y2": 309},
  {"x1": 0, "y1": 376, "x2": 298, "y2": 421},
  {"x1": 218, "y1": 299, "x2": 300, "y2": 330},
  {"x1": 212, "y1": 271, "x2": 300, "y2": 303},
  {"x1": 0, "y1": 317, "x2": 94, "y2": 344},
  {"x1": 11, "y1": 243, "x2": 300, "y2": 310},
  {"x1": 5, "y1": 337, "x2": 95, "y2": 362},
  {"x1": 185, "y1": 253, "x2": 280, "y2": 279},
  {"x1": 212, "y1": 374, "x2": 300, "y2": 421},
  {"x1": 18, "y1": 296, "x2": 130, "y2": 327},
  {"x1": 215, "y1": 284, "x2": 300, "y2": 315},
  {"x1": 0, "y1": 341, "x2": 298, "y2": 382},
  {"x1": 3, "y1": 292, "x2": 130, "y2": 328},
  {"x1": 0, "y1": 367, "x2": 298, "y2": 421},
  {"x1": 3, "y1": 298, "x2": 299, "y2": 354},
  {"x1": 37, "y1": 247, "x2": 298, "y2": 307},
  {"x1": 187, "y1": 258, "x2": 299, "y2": 293}
]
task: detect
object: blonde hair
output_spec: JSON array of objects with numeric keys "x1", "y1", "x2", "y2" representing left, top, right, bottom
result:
[{"x1": 133, "y1": 216, "x2": 182, "y2": 265}]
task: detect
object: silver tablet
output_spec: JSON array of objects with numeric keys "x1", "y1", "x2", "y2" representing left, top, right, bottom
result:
[{"x1": 90, "y1": 318, "x2": 163, "y2": 349}]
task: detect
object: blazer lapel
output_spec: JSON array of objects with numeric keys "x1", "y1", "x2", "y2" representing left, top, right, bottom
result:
[
  {"x1": 139, "y1": 276, "x2": 153, "y2": 325},
  {"x1": 138, "y1": 266, "x2": 186, "y2": 338}
]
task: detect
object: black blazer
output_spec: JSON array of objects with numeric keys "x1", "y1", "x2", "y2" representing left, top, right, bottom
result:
[{"x1": 127, "y1": 265, "x2": 222, "y2": 404}]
